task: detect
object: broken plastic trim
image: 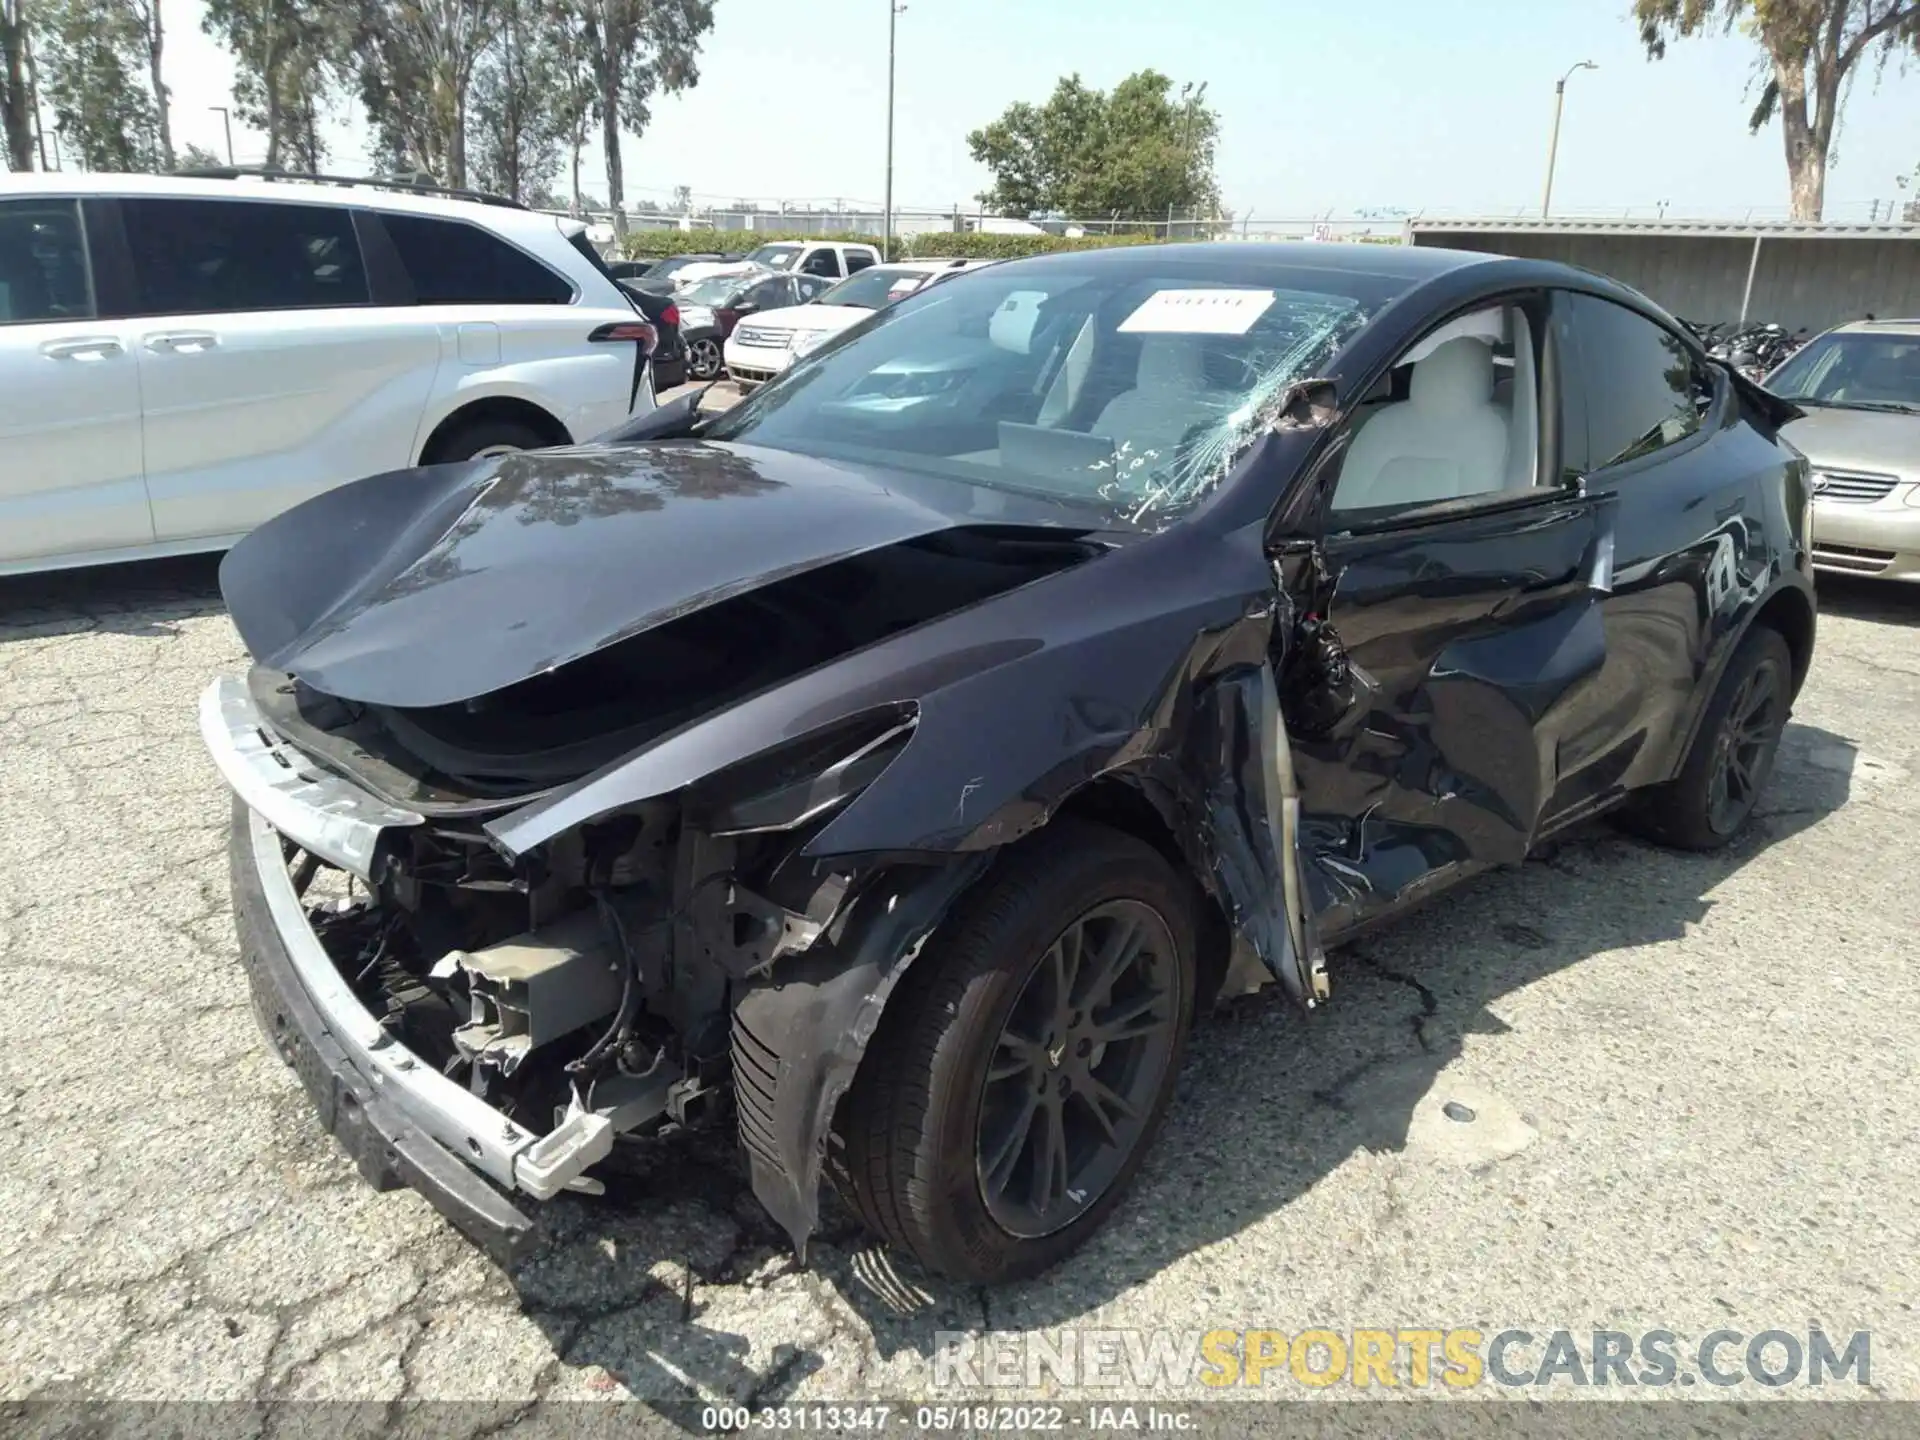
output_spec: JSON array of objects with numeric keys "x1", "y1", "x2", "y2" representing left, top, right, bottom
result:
[{"x1": 694, "y1": 708, "x2": 918, "y2": 837}]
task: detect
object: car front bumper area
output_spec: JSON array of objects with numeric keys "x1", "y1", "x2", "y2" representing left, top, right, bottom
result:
[
  {"x1": 1812, "y1": 488, "x2": 1920, "y2": 581},
  {"x1": 227, "y1": 805, "x2": 538, "y2": 1264},
  {"x1": 202, "y1": 676, "x2": 568, "y2": 1264}
]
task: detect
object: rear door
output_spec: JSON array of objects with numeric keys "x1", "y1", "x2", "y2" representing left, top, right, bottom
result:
[
  {"x1": 0, "y1": 195, "x2": 150, "y2": 565},
  {"x1": 380, "y1": 211, "x2": 636, "y2": 443},
  {"x1": 1279, "y1": 295, "x2": 1616, "y2": 937},
  {"x1": 1540, "y1": 289, "x2": 1751, "y2": 818},
  {"x1": 122, "y1": 195, "x2": 439, "y2": 541}
]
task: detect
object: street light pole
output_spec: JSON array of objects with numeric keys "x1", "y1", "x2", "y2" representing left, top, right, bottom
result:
[
  {"x1": 210, "y1": 105, "x2": 235, "y2": 165},
  {"x1": 884, "y1": 0, "x2": 905, "y2": 259},
  {"x1": 1541, "y1": 61, "x2": 1596, "y2": 218}
]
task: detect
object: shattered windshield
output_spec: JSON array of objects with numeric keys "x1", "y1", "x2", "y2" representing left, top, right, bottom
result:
[{"x1": 700, "y1": 257, "x2": 1389, "y2": 521}]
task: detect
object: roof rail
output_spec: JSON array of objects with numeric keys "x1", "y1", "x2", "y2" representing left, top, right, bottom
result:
[{"x1": 170, "y1": 165, "x2": 529, "y2": 211}]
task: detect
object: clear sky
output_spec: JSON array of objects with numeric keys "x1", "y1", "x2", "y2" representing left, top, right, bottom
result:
[{"x1": 156, "y1": 0, "x2": 1920, "y2": 219}]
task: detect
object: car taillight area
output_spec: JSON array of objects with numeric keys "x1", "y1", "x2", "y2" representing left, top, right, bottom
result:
[
  {"x1": 588, "y1": 320, "x2": 659, "y2": 353},
  {"x1": 661, "y1": 304, "x2": 680, "y2": 329}
]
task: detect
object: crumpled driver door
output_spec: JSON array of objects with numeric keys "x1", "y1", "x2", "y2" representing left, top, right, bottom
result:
[{"x1": 1277, "y1": 488, "x2": 1616, "y2": 937}]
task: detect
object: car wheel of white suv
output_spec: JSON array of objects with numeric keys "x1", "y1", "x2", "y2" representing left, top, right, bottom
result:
[{"x1": 427, "y1": 417, "x2": 551, "y2": 465}]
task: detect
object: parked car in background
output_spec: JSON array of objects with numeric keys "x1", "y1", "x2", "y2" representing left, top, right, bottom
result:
[
  {"x1": 677, "y1": 270, "x2": 834, "y2": 379},
  {"x1": 631, "y1": 253, "x2": 746, "y2": 295},
  {"x1": 605, "y1": 258, "x2": 655, "y2": 282},
  {"x1": 724, "y1": 258, "x2": 988, "y2": 388},
  {"x1": 1767, "y1": 319, "x2": 1920, "y2": 582},
  {"x1": 676, "y1": 241, "x2": 883, "y2": 290},
  {"x1": 203, "y1": 241, "x2": 1814, "y2": 1285},
  {"x1": 0, "y1": 169, "x2": 656, "y2": 577}
]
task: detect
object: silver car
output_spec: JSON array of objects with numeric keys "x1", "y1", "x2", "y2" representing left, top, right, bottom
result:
[{"x1": 1767, "y1": 319, "x2": 1920, "y2": 582}]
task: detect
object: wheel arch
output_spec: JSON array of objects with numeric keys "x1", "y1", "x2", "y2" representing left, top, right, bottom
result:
[
  {"x1": 1664, "y1": 574, "x2": 1816, "y2": 784},
  {"x1": 416, "y1": 394, "x2": 572, "y2": 464}
]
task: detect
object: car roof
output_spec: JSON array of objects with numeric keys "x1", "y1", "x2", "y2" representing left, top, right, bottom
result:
[
  {"x1": 1830, "y1": 319, "x2": 1920, "y2": 336},
  {"x1": 0, "y1": 170, "x2": 572, "y2": 241},
  {"x1": 980, "y1": 240, "x2": 1495, "y2": 281},
  {"x1": 875, "y1": 259, "x2": 987, "y2": 273}
]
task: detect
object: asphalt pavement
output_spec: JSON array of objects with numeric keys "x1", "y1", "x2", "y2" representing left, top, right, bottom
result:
[{"x1": 2, "y1": 558, "x2": 1916, "y2": 1413}]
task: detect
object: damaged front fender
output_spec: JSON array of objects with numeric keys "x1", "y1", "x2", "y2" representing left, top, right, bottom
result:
[{"x1": 729, "y1": 855, "x2": 992, "y2": 1258}]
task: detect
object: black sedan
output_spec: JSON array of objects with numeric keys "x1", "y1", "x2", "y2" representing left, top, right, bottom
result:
[
  {"x1": 674, "y1": 270, "x2": 835, "y2": 379},
  {"x1": 201, "y1": 243, "x2": 1814, "y2": 1285}
]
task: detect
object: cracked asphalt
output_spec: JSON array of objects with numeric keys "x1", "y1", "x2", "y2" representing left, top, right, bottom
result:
[{"x1": 2, "y1": 557, "x2": 1917, "y2": 1417}]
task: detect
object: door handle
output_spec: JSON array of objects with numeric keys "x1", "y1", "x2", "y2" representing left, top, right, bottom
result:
[
  {"x1": 143, "y1": 331, "x2": 219, "y2": 354},
  {"x1": 39, "y1": 336, "x2": 124, "y2": 361}
]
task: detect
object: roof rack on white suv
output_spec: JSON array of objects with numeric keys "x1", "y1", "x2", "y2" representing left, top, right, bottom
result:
[{"x1": 173, "y1": 164, "x2": 530, "y2": 212}]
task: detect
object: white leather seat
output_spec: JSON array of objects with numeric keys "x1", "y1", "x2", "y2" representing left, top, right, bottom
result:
[
  {"x1": 1334, "y1": 337, "x2": 1510, "y2": 510},
  {"x1": 1091, "y1": 336, "x2": 1216, "y2": 480}
]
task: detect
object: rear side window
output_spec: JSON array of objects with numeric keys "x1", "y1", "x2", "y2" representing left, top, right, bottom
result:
[
  {"x1": 0, "y1": 198, "x2": 94, "y2": 324},
  {"x1": 845, "y1": 250, "x2": 876, "y2": 273},
  {"x1": 1557, "y1": 292, "x2": 1705, "y2": 475},
  {"x1": 122, "y1": 198, "x2": 367, "y2": 316},
  {"x1": 384, "y1": 214, "x2": 572, "y2": 305}
]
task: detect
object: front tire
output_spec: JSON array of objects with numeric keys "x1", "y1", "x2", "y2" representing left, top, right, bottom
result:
[
  {"x1": 1623, "y1": 625, "x2": 1792, "y2": 851},
  {"x1": 832, "y1": 822, "x2": 1197, "y2": 1284},
  {"x1": 687, "y1": 337, "x2": 723, "y2": 380}
]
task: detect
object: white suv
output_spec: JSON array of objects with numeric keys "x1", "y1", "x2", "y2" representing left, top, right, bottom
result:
[{"x1": 0, "y1": 171, "x2": 656, "y2": 577}]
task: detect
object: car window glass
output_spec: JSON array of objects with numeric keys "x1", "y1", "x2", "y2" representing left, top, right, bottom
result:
[
  {"x1": 744, "y1": 278, "x2": 787, "y2": 309},
  {"x1": 122, "y1": 198, "x2": 367, "y2": 316},
  {"x1": 383, "y1": 214, "x2": 571, "y2": 305},
  {"x1": 700, "y1": 262, "x2": 1392, "y2": 523},
  {"x1": 0, "y1": 198, "x2": 93, "y2": 324},
  {"x1": 1330, "y1": 301, "x2": 1540, "y2": 518},
  {"x1": 800, "y1": 248, "x2": 841, "y2": 278},
  {"x1": 795, "y1": 275, "x2": 832, "y2": 301},
  {"x1": 846, "y1": 251, "x2": 876, "y2": 273},
  {"x1": 1766, "y1": 332, "x2": 1920, "y2": 409},
  {"x1": 1560, "y1": 292, "x2": 1701, "y2": 474}
]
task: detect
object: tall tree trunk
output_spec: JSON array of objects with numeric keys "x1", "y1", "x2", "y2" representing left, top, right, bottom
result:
[
  {"x1": 28, "y1": 25, "x2": 48, "y2": 168},
  {"x1": 1773, "y1": 59, "x2": 1826, "y2": 221},
  {"x1": 146, "y1": 3, "x2": 169, "y2": 167},
  {"x1": 1, "y1": 0, "x2": 32, "y2": 171},
  {"x1": 263, "y1": 38, "x2": 287, "y2": 168},
  {"x1": 600, "y1": 67, "x2": 624, "y2": 234},
  {"x1": 569, "y1": 116, "x2": 582, "y2": 213}
]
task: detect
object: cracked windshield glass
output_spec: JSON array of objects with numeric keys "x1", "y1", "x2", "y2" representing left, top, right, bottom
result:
[{"x1": 701, "y1": 255, "x2": 1393, "y2": 521}]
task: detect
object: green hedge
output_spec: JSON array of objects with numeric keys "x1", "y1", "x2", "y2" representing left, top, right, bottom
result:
[{"x1": 614, "y1": 226, "x2": 1164, "y2": 263}]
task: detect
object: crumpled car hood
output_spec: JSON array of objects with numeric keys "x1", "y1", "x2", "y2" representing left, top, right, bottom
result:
[{"x1": 219, "y1": 440, "x2": 1076, "y2": 709}]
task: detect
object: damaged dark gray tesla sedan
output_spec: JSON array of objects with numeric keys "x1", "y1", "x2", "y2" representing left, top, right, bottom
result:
[{"x1": 202, "y1": 243, "x2": 1816, "y2": 1284}]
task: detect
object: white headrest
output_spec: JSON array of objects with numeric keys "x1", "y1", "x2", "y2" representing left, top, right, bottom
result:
[
  {"x1": 1135, "y1": 336, "x2": 1207, "y2": 388},
  {"x1": 1410, "y1": 337, "x2": 1495, "y2": 414}
]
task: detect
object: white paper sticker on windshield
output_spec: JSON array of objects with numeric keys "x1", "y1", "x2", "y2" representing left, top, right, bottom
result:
[{"x1": 1119, "y1": 288, "x2": 1275, "y2": 335}]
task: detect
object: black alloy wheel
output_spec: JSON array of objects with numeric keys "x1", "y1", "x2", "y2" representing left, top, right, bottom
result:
[
  {"x1": 976, "y1": 899, "x2": 1181, "y2": 1237},
  {"x1": 831, "y1": 820, "x2": 1199, "y2": 1283},
  {"x1": 1707, "y1": 657, "x2": 1784, "y2": 835}
]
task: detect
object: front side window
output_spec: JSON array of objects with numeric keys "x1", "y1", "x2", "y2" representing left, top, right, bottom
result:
[
  {"x1": 0, "y1": 198, "x2": 93, "y2": 324},
  {"x1": 743, "y1": 278, "x2": 790, "y2": 310},
  {"x1": 795, "y1": 275, "x2": 833, "y2": 301},
  {"x1": 747, "y1": 244, "x2": 801, "y2": 270},
  {"x1": 383, "y1": 214, "x2": 571, "y2": 305},
  {"x1": 122, "y1": 198, "x2": 367, "y2": 316},
  {"x1": 1558, "y1": 292, "x2": 1704, "y2": 474},
  {"x1": 799, "y1": 247, "x2": 841, "y2": 278},
  {"x1": 1329, "y1": 300, "x2": 1541, "y2": 517},
  {"x1": 701, "y1": 258, "x2": 1395, "y2": 522},
  {"x1": 1765, "y1": 331, "x2": 1920, "y2": 413}
]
